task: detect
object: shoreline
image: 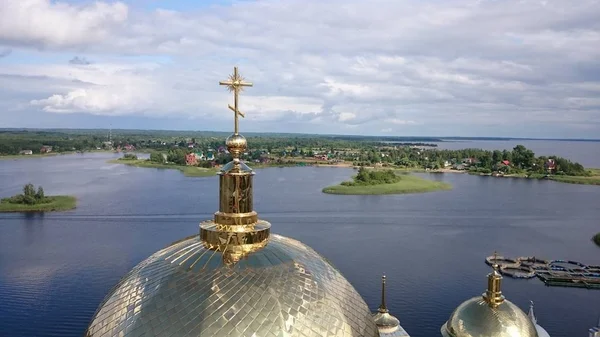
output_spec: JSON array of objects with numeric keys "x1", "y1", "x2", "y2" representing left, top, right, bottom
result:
[
  {"x1": 108, "y1": 158, "x2": 600, "y2": 185},
  {"x1": 0, "y1": 150, "x2": 114, "y2": 160}
]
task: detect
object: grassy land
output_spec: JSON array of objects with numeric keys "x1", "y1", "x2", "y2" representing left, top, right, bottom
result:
[
  {"x1": 0, "y1": 153, "x2": 59, "y2": 160},
  {"x1": 0, "y1": 196, "x2": 76, "y2": 212},
  {"x1": 548, "y1": 175, "x2": 600, "y2": 185},
  {"x1": 322, "y1": 174, "x2": 452, "y2": 195},
  {"x1": 108, "y1": 159, "x2": 218, "y2": 177},
  {"x1": 594, "y1": 233, "x2": 600, "y2": 247}
]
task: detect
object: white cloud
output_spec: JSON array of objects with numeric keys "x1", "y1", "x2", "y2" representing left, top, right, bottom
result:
[
  {"x1": 0, "y1": 0, "x2": 128, "y2": 48},
  {"x1": 0, "y1": 0, "x2": 599, "y2": 136}
]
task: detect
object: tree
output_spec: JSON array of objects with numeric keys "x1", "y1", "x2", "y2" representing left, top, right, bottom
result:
[
  {"x1": 512, "y1": 145, "x2": 534, "y2": 169},
  {"x1": 22, "y1": 183, "x2": 37, "y2": 205},
  {"x1": 167, "y1": 149, "x2": 186, "y2": 165},
  {"x1": 36, "y1": 186, "x2": 44, "y2": 200},
  {"x1": 150, "y1": 152, "x2": 165, "y2": 163},
  {"x1": 492, "y1": 150, "x2": 502, "y2": 164},
  {"x1": 479, "y1": 152, "x2": 493, "y2": 169},
  {"x1": 501, "y1": 150, "x2": 512, "y2": 162},
  {"x1": 23, "y1": 183, "x2": 35, "y2": 198}
]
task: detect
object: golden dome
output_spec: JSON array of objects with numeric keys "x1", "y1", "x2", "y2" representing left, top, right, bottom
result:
[
  {"x1": 441, "y1": 297, "x2": 539, "y2": 337},
  {"x1": 85, "y1": 234, "x2": 379, "y2": 337},
  {"x1": 85, "y1": 67, "x2": 380, "y2": 337},
  {"x1": 441, "y1": 257, "x2": 538, "y2": 337}
]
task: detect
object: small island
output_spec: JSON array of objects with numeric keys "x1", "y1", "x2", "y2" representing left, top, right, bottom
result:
[
  {"x1": 322, "y1": 167, "x2": 452, "y2": 195},
  {"x1": 0, "y1": 184, "x2": 76, "y2": 212},
  {"x1": 593, "y1": 233, "x2": 600, "y2": 247}
]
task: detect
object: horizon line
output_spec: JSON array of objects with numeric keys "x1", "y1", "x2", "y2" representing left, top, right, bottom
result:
[{"x1": 1, "y1": 127, "x2": 599, "y2": 142}]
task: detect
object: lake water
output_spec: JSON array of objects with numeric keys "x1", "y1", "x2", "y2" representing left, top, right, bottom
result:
[{"x1": 1, "y1": 145, "x2": 599, "y2": 337}]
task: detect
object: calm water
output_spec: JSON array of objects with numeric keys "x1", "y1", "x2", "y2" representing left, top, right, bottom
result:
[{"x1": 1, "y1": 149, "x2": 599, "y2": 337}]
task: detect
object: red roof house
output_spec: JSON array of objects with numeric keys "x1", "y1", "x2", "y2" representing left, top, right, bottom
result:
[{"x1": 185, "y1": 153, "x2": 198, "y2": 166}]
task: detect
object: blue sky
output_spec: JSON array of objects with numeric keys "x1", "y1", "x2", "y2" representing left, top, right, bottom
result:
[{"x1": 1, "y1": 0, "x2": 599, "y2": 138}]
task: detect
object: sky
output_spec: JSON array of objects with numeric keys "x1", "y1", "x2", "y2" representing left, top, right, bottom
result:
[{"x1": 0, "y1": 0, "x2": 599, "y2": 138}]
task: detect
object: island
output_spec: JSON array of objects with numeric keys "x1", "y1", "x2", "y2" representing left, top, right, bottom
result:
[
  {"x1": 594, "y1": 233, "x2": 600, "y2": 247},
  {"x1": 322, "y1": 167, "x2": 452, "y2": 195},
  {"x1": 0, "y1": 184, "x2": 76, "y2": 212}
]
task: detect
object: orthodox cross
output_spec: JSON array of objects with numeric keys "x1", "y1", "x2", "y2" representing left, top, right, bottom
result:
[{"x1": 219, "y1": 66, "x2": 253, "y2": 134}]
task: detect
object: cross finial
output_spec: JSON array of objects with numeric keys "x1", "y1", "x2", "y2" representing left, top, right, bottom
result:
[
  {"x1": 493, "y1": 251, "x2": 499, "y2": 269},
  {"x1": 219, "y1": 66, "x2": 253, "y2": 134}
]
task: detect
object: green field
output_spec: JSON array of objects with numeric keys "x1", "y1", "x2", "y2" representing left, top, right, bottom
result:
[
  {"x1": 0, "y1": 196, "x2": 76, "y2": 212},
  {"x1": 322, "y1": 174, "x2": 452, "y2": 195},
  {"x1": 108, "y1": 159, "x2": 218, "y2": 177},
  {"x1": 549, "y1": 175, "x2": 600, "y2": 185},
  {"x1": 0, "y1": 153, "x2": 59, "y2": 160}
]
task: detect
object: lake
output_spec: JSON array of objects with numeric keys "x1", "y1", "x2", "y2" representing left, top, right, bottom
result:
[{"x1": 1, "y1": 147, "x2": 599, "y2": 337}]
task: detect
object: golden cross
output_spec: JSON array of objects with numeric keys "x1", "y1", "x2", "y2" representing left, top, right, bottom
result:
[{"x1": 219, "y1": 66, "x2": 253, "y2": 134}]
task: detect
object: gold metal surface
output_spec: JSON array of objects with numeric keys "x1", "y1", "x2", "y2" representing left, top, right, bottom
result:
[
  {"x1": 85, "y1": 234, "x2": 380, "y2": 337},
  {"x1": 200, "y1": 66, "x2": 269, "y2": 261},
  {"x1": 218, "y1": 172, "x2": 253, "y2": 215},
  {"x1": 483, "y1": 252, "x2": 505, "y2": 308},
  {"x1": 219, "y1": 66, "x2": 252, "y2": 135},
  {"x1": 440, "y1": 257, "x2": 538, "y2": 337},
  {"x1": 372, "y1": 275, "x2": 409, "y2": 337}
]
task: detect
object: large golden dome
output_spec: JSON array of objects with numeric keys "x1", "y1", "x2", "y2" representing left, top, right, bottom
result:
[
  {"x1": 85, "y1": 233, "x2": 379, "y2": 337},
  {"x1": 441, "y1": 257, "x2": 538, "y2": 337},
  {"x1": 85, "y1": 67, "x2": 380, "y2": 337}
]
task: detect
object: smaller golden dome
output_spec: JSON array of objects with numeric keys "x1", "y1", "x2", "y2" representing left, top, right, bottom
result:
[
  {"x1": 226, "y1": 133, "x2": 247, "y2": 159},
  {"x1": 441, "y1": 259, "x2": 538, "y2": 337}
]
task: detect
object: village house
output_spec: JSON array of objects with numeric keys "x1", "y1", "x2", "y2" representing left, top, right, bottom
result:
[
  {"x1": 123, "y1": 144, "x2": 136, "y2": 152},
  {"x1": 40, "y1": 145, "x2": 53, "y2": 153},
  {"x1": 185, "y1": 153, "x2": 198, "y2": 166},
  {"x1": 19, "y1": 150, "x2": 33, "y2": 155},
  {"x1": 194, "y1": 151, "x2": 205, "y2": 161},
  {"x1": 545, "y1": 159, "x2": 556, "y2": 173}
]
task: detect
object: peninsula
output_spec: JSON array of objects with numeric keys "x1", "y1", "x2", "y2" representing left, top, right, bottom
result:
[
  {"x1": 0, "y1": 184, "x2": 76, "y2": 212},
  {"x1": 108, "y1": 153, "x2": 217, "y2": 177},
  {"x1": 322, "y1": 167, "x2": 452, "y2": 195}
]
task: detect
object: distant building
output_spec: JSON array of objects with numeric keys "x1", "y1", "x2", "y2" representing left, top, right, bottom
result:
[
  {"x1": 545, "y1": 159, "x2": 556, "y2": 174},
  {"x1": 123, "y1": 144, "x2": 136, "y2": 152},
  {"x1": 194, "y1": 151, "x2": 205, "y2": 161},
  {"x1": 185, "y1": 153, "x2": 198, "y2": 166},
  {"x1": 19, "y1": 150, "x2": 33, "y2": 155},
  {"x1": 462, "y1": 157, "x2": 479, "y2": 165},
  {"x1": 502, "y1": 160, "x2": 511, "y2": 166},
  {"x1": 205, "y1": 152, "x2": 215, "y2": 161},
  {"x1": 444, "y1": 160, "x2": 451, "y2": 168},
  {"x1": 40, "y1": 145, "x2": 52, "y2": 153}
]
